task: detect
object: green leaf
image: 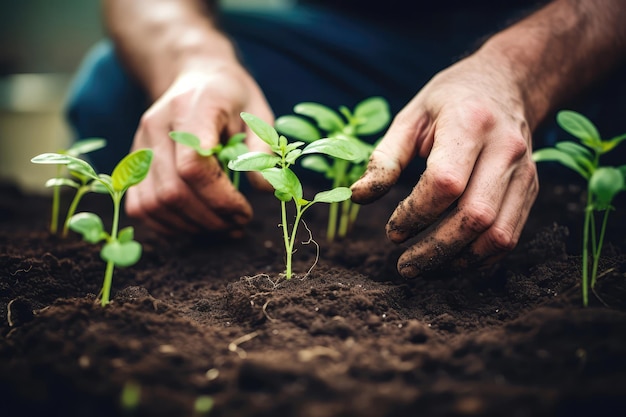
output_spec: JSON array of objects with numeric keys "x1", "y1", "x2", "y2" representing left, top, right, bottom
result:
[
  {"x1": 353, "y1": 97, "x2": 390, "y2": 136},
  {"x1": 285, "y1": 149, "x2": 303, "y2": 165},
  {"x1": 589, "y1": 167, "x2": 624, "y2": 209},
  {"x1": 101, "y1": 240, "x2": 142, "y2": 267},
  {"x1": 226, "y1": 132, "x2": 246, "y2": 146},
  {"x1": 261, "y1": 167, "x2": 302, "y2": 201},
  {"x1": 228, "y1": 152, "x2": 280, "y2": 171},
  {"x1": 240, "y1": 112, "x2": 279, "y2": 147},
  {"x1": 111, "y1": 149, "x2": 153, "y2": 193},
  {"x1": 65, "y1": 138, "x2": 107, "y2": 157},
  {"x1": 31, "y1": 153, "x2": 73, "y2": 165},
  {"x1": 532, "y1": 147, "x2": 590, "y2": 179},
  {"x1": 293, "y1": 102, "x2": 345, "y2": 132},
  {"x1": 275, "y1": 115, "x2": 322, "y2": 142},
  {"x1": 45, "y1": 178, "x2": 80, "y2": 189},
  {"x1": 90, "y1": 180, "x2": 111, "y2": 194},
  {"x1": 601, "y1": 133, "x2": 626, "y2": 154},
  {"x1": 313, "y1": 187, "x2": 352, "y2": 203},
  {"x1": 117, "y1": 226, "x2": 135, "y2": 243},
  {"x1": 68, "y1": 212, "x2": 107, "y2": 244},
  {"x1": 67, "y1": 156, "x2": 99, "y2": 181},
  {"x1": 302, "y1": 138, "x2": 360, "y2": 161},
  {"x1": 554, "y1": 141, "x2": 595, "y2": 173},
  {"x1": 557, "y1": 110, "x2": 601, "y2": 148},
  {"x1": 169, "y1": 131, "x2": 214, "y2": 156},
  {"x1": 301, "y1": 155, "x2": 331, "y2": 174},
  {"x1": 218, "y1": 142, "x2": 249, "y2": 165},
  {"x1": 96, "y1": 174, "x2": 114, "y2": 194}
]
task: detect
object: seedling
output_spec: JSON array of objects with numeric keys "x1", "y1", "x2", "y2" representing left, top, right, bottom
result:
[
  {"x1": 533, "y1": 110, "x2": 626, "y2": 306},
  {"x1": 34, "y1": 138, "x2": 107, "y2": 234},
  {"x1": 29, "y1": 149, "x2": 153, "y2": 306},
  {"x1": 228, "y1": 112, "x2": 356, "y2": 279},
  {"x1": 169, "y1": 131, "x2": 248, "y2": 189},
  {"x1": 275, "y1": 97, "x2": 390, "y2": 241}
]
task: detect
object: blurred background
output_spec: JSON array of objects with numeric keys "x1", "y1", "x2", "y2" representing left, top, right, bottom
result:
[{"x1": 0, "y1": 0, "x2": 291, "y2": 193}]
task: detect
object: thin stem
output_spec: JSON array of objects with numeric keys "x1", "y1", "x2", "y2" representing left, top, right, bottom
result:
[
  {"x1": 286, "y1": 203, "x2": 306, "y2": 279},
  {"x1": 232, "y1": 170, "x2": 240, "y2": 190},
  {"x1": 338, "y1": 199, "x2": 351, "y2": 238},
  {"x1": 591, "y1": 208, "x2": 611, "y2": 288},
  {"x1": 327, "y1": 202, "x2": 339, "y2": 242},
  {"x1": 100, "y1": 260, "x2": 115, "y2": 306},
  {"x1": 111, "y1": 193, "x2": 121, "y2": 240},
  {"x1": 50, "y1": 165, "x2": 63, "y2": 234},
  {"x1": 281, "y1": 200, "x2": 292, "y2": 279},
  {"x1": 582, "y1": 202, "x2": 592, "y2": 307},
  {"x1": 348, "y1": 203, "x2": 360, "y2": 230},
  {"x1": 62, "y1": 186, "x2": 88, "y2": 237}
]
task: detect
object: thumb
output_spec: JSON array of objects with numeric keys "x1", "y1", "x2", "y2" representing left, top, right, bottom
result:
[{"x1": 351, "y1": 113, "x2": 428, "y2": 204}]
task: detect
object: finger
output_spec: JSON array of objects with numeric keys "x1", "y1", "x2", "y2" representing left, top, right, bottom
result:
[
  {"x1": 395, "y1": 131, "x2": 529, "y2": 278},
  {"x1": 385, "y1": 120, "x2": 483, "y2": 243},
  {"x1": 350, "y1": 111, "x2": 431, "y2": 204}
]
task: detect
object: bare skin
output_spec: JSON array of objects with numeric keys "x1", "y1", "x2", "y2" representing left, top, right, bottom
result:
[
  {"x1": 103, "y1": 0, "x2": 272, "y2": 236},
  {"x1": 351, "y1": 0, "x2": 626, "y2": 278}
]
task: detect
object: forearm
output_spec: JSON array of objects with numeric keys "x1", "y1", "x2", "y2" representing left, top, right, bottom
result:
[
  {"x1": 103, "y1": 0, "x2": 238, "y2": 99},
  {"x1": 477, "y1": 0, "x2": 626, "y2": 131}
]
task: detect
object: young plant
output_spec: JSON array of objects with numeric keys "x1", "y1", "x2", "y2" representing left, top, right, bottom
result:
[
  {"x1": 228, "y1": 112, "x2": 357, "y2": 279},
  {"x1": 29, "y1": 149, "x2": 153, "y2": 306},
  {"x1": 169, "y1": 131, "x2": 248, "y2": 189},
  {"x1": 274, "y1": 97, "x2": 390, "y2": 241},
  {"x1": 533, "y1": 110, "x2": 626, "y2": 306},
  {"x1": 35, "y1": 138, "x2": 107, "y2": 234}
]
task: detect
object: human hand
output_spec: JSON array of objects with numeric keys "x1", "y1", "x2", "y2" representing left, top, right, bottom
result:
[
  {"x1": 351, "y1": 54, "x2": 539, "y2": 277},
  {"x1": 125, "y1": 63, "x2": 273, "y2": 236}
]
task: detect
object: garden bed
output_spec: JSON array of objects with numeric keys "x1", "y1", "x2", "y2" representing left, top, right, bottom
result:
[{"x1": 1, "y1": 176, "x2": 625, "y2": 417}]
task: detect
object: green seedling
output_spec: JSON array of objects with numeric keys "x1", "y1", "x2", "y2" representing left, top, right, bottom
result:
[
  {"x1": 35, "y1": 138, "x2": 107, "y2": 234},
  {"x1": 30, "y1": 149, "x2": 153, "y2": 306},
  {"x1": 229, "y1": 112, "x2": 356, "y2": 279},
  {"x1": 169, "y1": 131, "x2": 248, "y2": 189},
  {"x1": 533, "y1": 110, "x2": 626, "y2": 306},
  {"x1": 275, "y1": 97, "x2": 390, "y2": 241}
]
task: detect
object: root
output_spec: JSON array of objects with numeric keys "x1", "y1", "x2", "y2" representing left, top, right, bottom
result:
[
  {"x1": 228, "y1": 331, "x2": 259, "y2": 359},
  {"x1": 300, "y1": 219, "x2": 320, "y2": 280},
  {"x1": 6, "y1": 299, "x2": 16, "y2": 327}
]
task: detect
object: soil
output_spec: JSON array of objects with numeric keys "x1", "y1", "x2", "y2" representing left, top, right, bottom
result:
[{"x1": 1, "y1": 174, "x2": 625, "y2": 417}]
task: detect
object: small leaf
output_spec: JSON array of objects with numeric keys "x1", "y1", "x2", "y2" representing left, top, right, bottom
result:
[
  {"x1": 301, "y1": 155, "x2": 331, "y2": 174},
  {"x1": 275, "y1": 115, "x2": 321, "y2": 142},
  {"x1": 353, "y1": 97, "x2": 390, "y2": 136},
  {"x1": 313, "y1": 187, "x2": 352, "y2": 203},
  {"x1": 302, "y1": 138, "x2": 360, "y2": 161},
  {"x1": 31, "y1": 153, "x2": 73, "y2": 164},
  {"x1": 67, "y1": 156, "x2": 99, "y2": 181},
  {"x1": 261, "y1": 167, "x2": 302, "y2": 201},
  {"x1": 170, "y1": 131, "x2": 215, "y2": 156},
  {"x1": 532, "y1": 147, "x2": 589, "y2": 179},
  {"x1": 45, "y1": 178, "x2": 80, "y2": 189},
  {"x1": 219, "y1": 142, "x2": 249, "y2": 165},
  {"x1": 241, "y1": 112, "x2": 279, "y2": 147},
  {"x1": 600, "y1": 133, "x2": 626, "y2": 154},
  {"x1": 117, "y1": 226, "x2": 135, "y2": 243},
  {"x1": 66, "y1": 138, "x2": 107, "y2": 156},
  {"x1": 285, "y1": 149, "x2": 303, "y2": 165},
  {"x1": 293, "y1": 102, "x2": 345, "y2": 132},
  {"x1": 101, "y1": 240, "x2": 142, "y2": 267},
  {"x1": 590, "y1": 167, "x2": 624, "y2": 209},
  {"x1": 226, "y1": 132, "x2": 246, "y2": 146},
  {"x1": 68, "y1": 212, "x2": 107, "y2": 244},
  {"x1": 90, "y1": 181, "x2": 110, "y2": 194},
  {"x1": 557, "y1": 110, "x2": 601, "y2": 148},
  {"x1": 111, "y1": 149, "x2": 154, "y2": 193},
  {"x1": 274, "y1": 190, "x2": 292, "y2": 202},
  {"x1": 228, "y1": 152, "x2": 280, "y2": 171}
]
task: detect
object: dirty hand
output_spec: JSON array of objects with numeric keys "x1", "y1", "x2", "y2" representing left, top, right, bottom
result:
[
  {"x1": 351, "y1": 55, "x2": 539, "y2": 278},
  {"x1": 125, "y1": 65, "x2": 273, "y2": 236}
]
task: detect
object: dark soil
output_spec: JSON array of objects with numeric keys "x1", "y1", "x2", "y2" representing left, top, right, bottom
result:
[{"x1": 1, "y1": 176, "x2": 625, "y2": 417}]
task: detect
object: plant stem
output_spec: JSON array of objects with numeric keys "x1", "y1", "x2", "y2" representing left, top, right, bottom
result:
[
  {"x1": 281, "y1": 200, "x2": 292, "y2": 279},
  {"x1": 348, "y1": 203, "x2": 360, "y2": 230},
  {"x1": 582, "y1": 203, "x2": 592, "y2": 307},
  {"x1": 100, "y1": 260, "x2": 115, "y2": 306},
  {"x1": 591, "y1": 208, "x2": 611, "y2": 288},
  {"x1": 232, "y1": 170, "x2": 240, "y2": 190},
  {"x1": 62, "y1": 186, "x2": 88, "y2": 237},
  {"x1": 327, "y1": 202, "x2": 339, "y2": 242},
  {"x1": 50, "y1": 165, "x2": 62, "y2": 234},
  {"x1": 338, "y1": 199, "x2": 351, "y2": 238}
]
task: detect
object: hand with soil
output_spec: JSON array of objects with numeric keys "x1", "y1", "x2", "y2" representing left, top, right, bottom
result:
[
  {"x1": 351, "y1": 0, "x2": 626, "y2": 278},
  {"x1": 351, "y1": 53, "x2": 539, "y2": 278},
  {"x1": 104, "y1": 0, "x2": 273, "y2": 235}
]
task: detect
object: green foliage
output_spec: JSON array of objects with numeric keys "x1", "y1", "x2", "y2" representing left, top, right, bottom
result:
[
  {"x1": 229, "y1": 112, "x2": 353, "y2": 279},
  {"x1": 31, "y1": 138, "x2": 107, "y2": 235},
  {"x1": 275, "y1": 97, "x2": 390, "y2": 241},
  {"x1": 31, "y1": 149, "x2": 153, "y2": 306},
  {"x1": 533, "y1": 110, "x2": 626, "y2": 306},
  {"x1": 169, "y1": 131, "x2": 249, "y2": 189}
]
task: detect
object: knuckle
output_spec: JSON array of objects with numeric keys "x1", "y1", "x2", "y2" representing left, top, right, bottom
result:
[
  {"x1": 156, "y1": 183, "x2": 186, "y2": 209},
  {"x1": 461, "y1": 201, "x2": 497, "y2": 234},
  {"x1": 502, "y1": 132, "x2": 529, "y2": 162},
  {"x1": 485, "y1": 225, "x2": 518, "y2": 252},
  {"x1": 460, "y1": 102, "x2": 497, "y2": 135},
  {"x1": 430, "y1": 171, "x2": 466, "y2": 200}
]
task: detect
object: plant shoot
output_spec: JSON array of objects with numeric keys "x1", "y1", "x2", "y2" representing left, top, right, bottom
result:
[
  {"x1": 229, "y1": 112, "x2": 355, "y2": 279},
  {"x1": 533, "y1": 110, "x2": 626, "y2": 306}
]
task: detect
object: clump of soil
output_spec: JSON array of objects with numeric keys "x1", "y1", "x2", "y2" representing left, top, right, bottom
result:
[{"x1": 0, "y1": 178, "x2": 625, "y2": 417}]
